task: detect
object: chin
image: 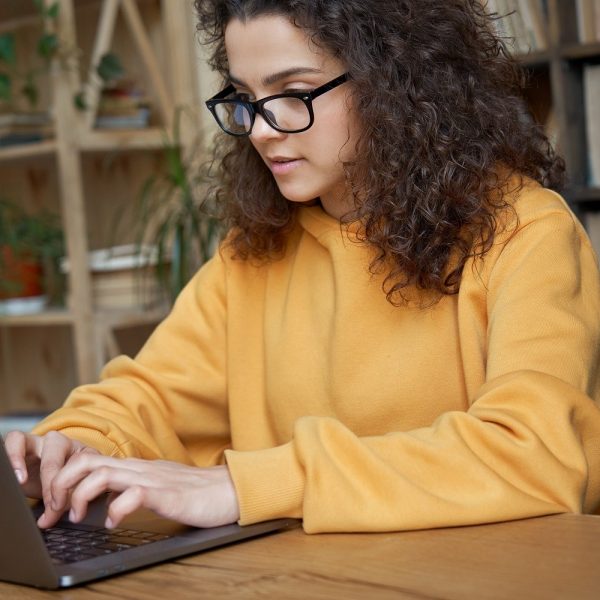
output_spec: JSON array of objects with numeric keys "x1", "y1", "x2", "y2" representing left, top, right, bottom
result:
[{"x1": 277, "y1": 187, "x2": 321, "y2": 205}]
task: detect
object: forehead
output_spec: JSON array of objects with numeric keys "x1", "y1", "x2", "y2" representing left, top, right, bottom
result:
[{"x1": 224, "y1": 15, "x2": 336, "y2": 78}]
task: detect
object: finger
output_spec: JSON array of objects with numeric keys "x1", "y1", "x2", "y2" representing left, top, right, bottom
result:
[
  {"x1": 37, "y1": 432, "x2": 76, "y2": 526},
  {"x1": 69, "y1": 466, "x2": 141, "y2": 524},
  {"x1": 53, "y1": 453, "x2": 117, "y2": 494},
  {"x1": 38, "y1": 442, "x2": 98, "y2": 528},
  {"x1": 50, "y1": 446, "x2": 99, "y2": 513},
  {"x1": 4, "y1": 431, "x2": 40, "y2": 485},
  {"x1": 105, "y1": 486, "x2": 147, "y2": 529},
  {"x1": 55, "y1": 454, "x2": 149, "y2": 495}
]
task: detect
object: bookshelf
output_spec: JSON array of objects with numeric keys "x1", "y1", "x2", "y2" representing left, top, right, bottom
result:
[
  {"x1": 0, "y1": 0, "x2": 215, "y2": 413},
  {"x1": 497, "y1": 1, "x2": 600, "y2": 229},
  {"x1": 2, "y1": 0, "x2": 598, "y2": 414}
]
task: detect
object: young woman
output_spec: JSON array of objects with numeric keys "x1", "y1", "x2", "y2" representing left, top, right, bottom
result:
[{"x1": 6, "y1": 0, "x2": 600, "y2": 534}]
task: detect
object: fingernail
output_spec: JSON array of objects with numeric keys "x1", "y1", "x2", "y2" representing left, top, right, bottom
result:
[
  {"x1": 69, "y1": 508, "x2": 77, "y2": 522},
  {"x1": 14, "y1": 469, "x2": 24, "y2": 484},
  {"x1": 105, "y1": 517, "x2": 114, "y2": 529}
]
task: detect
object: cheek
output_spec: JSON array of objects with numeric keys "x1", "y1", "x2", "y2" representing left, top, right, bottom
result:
[{"x1": 314, "y1": 103, "x2": 359, "y2": 164}]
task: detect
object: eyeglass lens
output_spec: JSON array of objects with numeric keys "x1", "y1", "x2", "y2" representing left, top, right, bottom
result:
[{"x1": 214, "y1": 96, "x2": 311, "y2": 134}]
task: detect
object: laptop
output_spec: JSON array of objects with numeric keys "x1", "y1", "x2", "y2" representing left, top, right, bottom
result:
[{"x1": 0, "y1": 440, "x2": 300, "y2": 589}]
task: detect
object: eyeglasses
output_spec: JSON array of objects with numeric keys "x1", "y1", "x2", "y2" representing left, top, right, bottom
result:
[{"x1": 205, "y1": 73, "x2": 349, "y2": 137}]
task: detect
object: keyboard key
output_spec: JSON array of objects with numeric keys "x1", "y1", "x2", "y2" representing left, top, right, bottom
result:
[{"x1": 43, "y1": 523, "x2": 171, "y2": 562}]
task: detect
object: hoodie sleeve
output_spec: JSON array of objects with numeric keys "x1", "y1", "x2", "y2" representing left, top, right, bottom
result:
[
  {"x1": 225, "y1": 206, "x2": 600, "y2": 532},
  {"x1": 33, "y1": 250, "x2": 230, "y2": 467}
]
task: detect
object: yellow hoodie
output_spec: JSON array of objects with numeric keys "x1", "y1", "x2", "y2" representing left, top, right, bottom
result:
[{"x1": 34, "y1": 182, "x2": 600, "y2": 533}]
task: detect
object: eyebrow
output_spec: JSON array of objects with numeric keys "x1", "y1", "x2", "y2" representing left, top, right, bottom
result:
[{"x1": 228, "y1": 67, "x2": 324, "y2": 88}]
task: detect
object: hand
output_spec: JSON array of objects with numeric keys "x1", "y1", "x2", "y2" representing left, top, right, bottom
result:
[
  {"x1": 3, "y1": 430, "x2": 100, "y2": 528},
  {"x1": 52, "y1": 453, "x2": 241, "y2": 530}
]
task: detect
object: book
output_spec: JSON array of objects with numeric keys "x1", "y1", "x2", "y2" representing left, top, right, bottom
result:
[
  {"x1": 576, "y1": 0, "x2": 597, "y2": 43},
  {"x1": 506, "y1": 0, "x2": 531, "y2": 54},
  {"x1": 0, "y1": 112, "x2": 53, "y2": 148},
  {"x1": 518, "y1": 0, "x2": 548, "y2": 51},
  {"x1": 0, "y1": 112, "x2": 51, "y2": 128},
  {"x1": 94, "y1": 82, "x2": 151, "y2": 130},
  {"x1": 495, "y1": 0, "x2": 516, "y2": 45},
  {"x1": 0, "y1": 112, "x2": 53, "y2": 147},
  {"x1": 585, "y1": 211, "x2": 600, "y2": 261},
  {"x1": 583, "y1": 64, "x2": 600, "y2": 186},
  {"x1": 95, "y1": 108, "x2": 150, "y2": 130}
]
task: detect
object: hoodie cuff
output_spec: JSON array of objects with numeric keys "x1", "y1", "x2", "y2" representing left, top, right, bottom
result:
[
  {"x1": 225, "y1": 441, "x2": 305, "y2": 525},
  {"x1": 30, "y1": 424, "x2": 123, "y2": 457}
]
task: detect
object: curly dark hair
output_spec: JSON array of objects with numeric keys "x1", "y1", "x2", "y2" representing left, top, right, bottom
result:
[{"x1": 195, "y1": 0, "x2": 565, "y2": 303}]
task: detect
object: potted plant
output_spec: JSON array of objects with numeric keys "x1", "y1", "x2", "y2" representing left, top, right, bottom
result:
[
  {"x1": 128, "y1": 109, "x2": 222, "y2": 304},
  {"x1": 0, "y1": 199, "x2": 65, "y2": 313},
  {"x1": 0, "y1": 0, "x2": 125, "y2": 137}
]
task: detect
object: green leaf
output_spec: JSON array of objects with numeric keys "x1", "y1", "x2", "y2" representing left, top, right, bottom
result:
[
  {"x1": 0, "y1": 73, "x2": 11, "y2": 101},
  {"x1": 96, "y1": 53, "x2": 124, "y2": 83},
  {"x1": 46, "y1": 2, "x2": 60, "y2": 19},
  {"x1": 73, "y1": 90, "x2": 88, "y2": 110},
  {"x1": 37, "y1": 33, "x2": 59, "y2": 60},
  {"x1": 0, "y1": 34, "x2": 16, "y2": 66},
  {"x1": 21, "y1": 74, "x2": 39, "y2": 108}
]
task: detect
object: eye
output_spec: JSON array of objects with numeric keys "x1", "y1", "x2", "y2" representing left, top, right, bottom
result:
[
  {"x1": 283, "y1": 86, "x2": 316, "y2": 94},
  {"x1": 283, "y1": 87, "x2": 311, "y2": 95},
  {"x1": 234, "y1": 92, "x2": 253, "y2": 102}
]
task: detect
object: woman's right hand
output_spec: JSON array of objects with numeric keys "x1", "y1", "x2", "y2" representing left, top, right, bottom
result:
[{"x1": 3, "y1": 430, "x2": 99, "y2": 528}]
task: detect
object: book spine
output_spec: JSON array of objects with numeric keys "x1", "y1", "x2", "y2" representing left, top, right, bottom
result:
[
  {"x1": 519, "y1": 0, "x2": 548, "y2": 50},
  {"x1": 495, "y1": 0, "x2": 516, "y2": 48},
  {"x1": 507, "y1": 0, "x2": 531, "y2": 53},
  {"x1": 576, "y1": 0, "x2": 597, "y2": 43},
  {"x1": 584, "y1": 64, "x2": 600, "y2": 186}
]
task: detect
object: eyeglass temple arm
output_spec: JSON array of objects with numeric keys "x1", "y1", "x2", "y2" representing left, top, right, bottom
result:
[
  {"x1": 207, "y1": 84, "x2": 236, "y2": 103},
  {"x1": 309, "y1": 73, "x2": 350, "y2": 100}
]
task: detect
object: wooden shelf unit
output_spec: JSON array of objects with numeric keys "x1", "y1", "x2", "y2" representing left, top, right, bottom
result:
[
  {"x1": 0, "y1": 0, "x2": 211, "y2": 412},
  {"x1": 3, "y1": 1, "x2": 597, "y2": 412},
  {"x1": 513, "y1": 1, "x2": 600, "y2": 207}
]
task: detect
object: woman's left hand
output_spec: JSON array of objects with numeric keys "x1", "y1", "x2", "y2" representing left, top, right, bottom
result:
[{"x1": 50, "y1": 454, "x2": 241, "y2": 530}]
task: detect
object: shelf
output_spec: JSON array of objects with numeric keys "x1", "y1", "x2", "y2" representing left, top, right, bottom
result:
[
  {"x1": 0, "y1": 306, "x2": 167, "y2": 329},
  {"x1": 517, "y1": 50, "x2": 552, "y2": 68},
  {"x1": 80, "y1": 128, "x2": 167, "y2": 152},
  {"x1": 0, "y1": 140, "x2": 57, "y2": 163},
  {"x1": 95, "y1": 306, "x2": 169, "y2": 328},
  {"x1": 568, "y1": 187, "x2": 600, "y2": 204},
  {"x1": 560, "y1": 42, "x2": 600, "y2": 61},
  {"x1": 0, "y1": 309, "x2": 74, "y2": 327},
  {"x1": 0, "y1": 129, "x2": 167, "y2": 160}
]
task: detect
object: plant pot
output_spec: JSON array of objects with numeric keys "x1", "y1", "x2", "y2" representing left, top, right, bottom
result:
[{"x1": 0, "y1": 245, "x2": 44, "y2": 300}]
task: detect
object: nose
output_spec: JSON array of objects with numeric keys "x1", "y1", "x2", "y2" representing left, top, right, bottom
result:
[{"x1": 249, "y1": 114, "x2": 287, "y2": 143}]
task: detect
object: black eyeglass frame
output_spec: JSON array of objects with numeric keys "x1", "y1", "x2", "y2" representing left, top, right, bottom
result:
[{"x1": 205, "y1": 73, "x2": 349, "y2": 137}]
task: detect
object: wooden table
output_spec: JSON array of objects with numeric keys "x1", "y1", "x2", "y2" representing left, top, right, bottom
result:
[{"x1": 1, "y1": 513, "x2": 599, "y2": 599}]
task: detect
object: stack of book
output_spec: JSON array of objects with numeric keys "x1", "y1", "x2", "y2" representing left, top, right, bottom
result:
[
  {"x1": 0, "y1": 112, "x2": 53, "y2": 147},
  {"x1": 60, "y1": 244, "x2": 165, "y2": 311},
  {"x1": 94, "y1": 83, "x2": 151, "y2": 130},
  {"x1": 576, "y1": 0, "x2": 600, "y2": 43},
  {"x1": 487, "y1": 0, "x2": 548, "y2": 54}
]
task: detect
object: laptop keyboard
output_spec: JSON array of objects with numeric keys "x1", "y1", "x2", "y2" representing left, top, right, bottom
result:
[{"x1": 41, "y1": 523, "x2": 171, "y2": 565}]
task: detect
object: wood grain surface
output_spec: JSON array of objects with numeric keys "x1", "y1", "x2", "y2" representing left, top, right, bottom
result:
[{"x1": 1, "y1": 513, "x2": 598, "y2": 599}]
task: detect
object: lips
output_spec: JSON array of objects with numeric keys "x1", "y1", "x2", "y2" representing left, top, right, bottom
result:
[{"x1": 266, "y1": 156, "x2": 303, "y2": 175}]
